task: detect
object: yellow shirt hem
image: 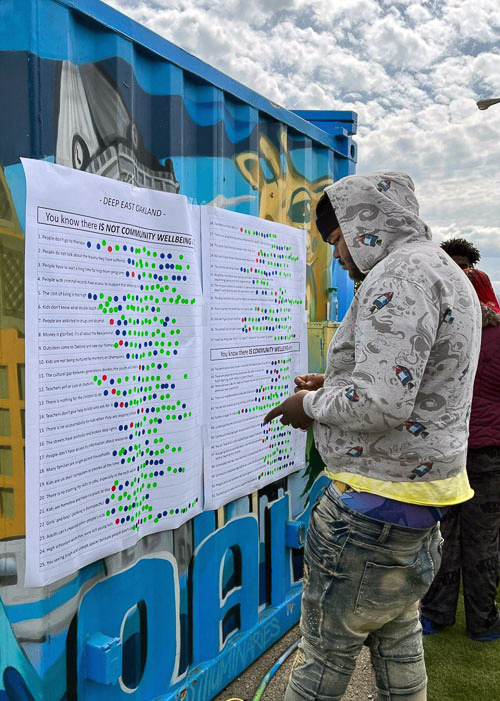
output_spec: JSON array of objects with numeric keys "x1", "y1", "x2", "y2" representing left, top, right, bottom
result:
[{"x1": 324, "y1": 469, "x2": 473, "y2": 506}]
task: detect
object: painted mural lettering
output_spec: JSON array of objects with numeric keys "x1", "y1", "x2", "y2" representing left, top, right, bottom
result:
[
  {"x1": 0, "y1": 490, "x2": 328, "y2": 699},
  {"x1": 0, "y1": 16, "x2": 352, "y2": 694}
]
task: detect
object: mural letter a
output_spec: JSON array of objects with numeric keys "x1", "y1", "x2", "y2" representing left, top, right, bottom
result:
[{"x1": 191, "y1": 515, "x2": 259, "y2": 664}]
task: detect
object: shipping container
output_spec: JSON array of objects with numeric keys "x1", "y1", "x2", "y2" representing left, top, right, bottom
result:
[{"x1": 0, "y1": 1, "x2": 357, "y2": 698}]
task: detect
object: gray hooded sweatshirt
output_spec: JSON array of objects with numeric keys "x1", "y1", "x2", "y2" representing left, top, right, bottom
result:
[{"x1": 303, "y1": 172, "x2": 482, "y2": 483}]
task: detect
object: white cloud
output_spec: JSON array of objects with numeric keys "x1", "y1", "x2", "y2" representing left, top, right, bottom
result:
[
  {"x1": 102, "y1": 0, "x2": 500, "y2": 285},
  {"x1": 303, "y1": 0, "x2": 381, "y2": 28},
  {"x1": 471, "y1": 52, "x2": 500, "y2": 93},
  {"x1": 433, "y1": 224, "x2": 500, "y2": 256},
  {"x1": 405, "y1": 4, "x2": 433, "y2": 24},
  {"x1": 442, "y1": 0, "x2": 500, "y2": 44},
  {"x1": 364, "y1": 14, "x2": 441, "y2": 71}
]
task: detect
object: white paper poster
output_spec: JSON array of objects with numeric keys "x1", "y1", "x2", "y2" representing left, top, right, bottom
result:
[
  {"x1": 202, "y1": 207, "x2": 307, "y2": 509},
  {"x1": 23, "y1": 159, "x2": 203, "y2": 586}
]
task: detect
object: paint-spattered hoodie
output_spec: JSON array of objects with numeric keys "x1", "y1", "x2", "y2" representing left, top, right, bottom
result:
[{"x1": 302, "y1": 172, "x2": 482, "y2": 484}]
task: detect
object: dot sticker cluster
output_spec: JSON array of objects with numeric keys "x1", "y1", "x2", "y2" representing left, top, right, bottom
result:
[
  {"x1": 259, "y1": 422, "x2": 294, "y2": 480},
  {"x1": 240, "y1": 358, "x2": 291, "y2": 413},
  {"x1": 87, "y1": 240, "x2": 198, "y2": 529},
  {"x1": 257, "y1": 359, "x2": 295, "y2": 477},
  {"x1": 241, "y1": 306, "x2": 295, "y2": 341},
  {"x1": 233, "y1": 228, "x2": 304, "y2": 484},
  {"x1": 237, "y1": 235, "x2": 302, "y2": 339},
  {"x1": 241, "y1": 227, "x2": 277, "y2": 240}
]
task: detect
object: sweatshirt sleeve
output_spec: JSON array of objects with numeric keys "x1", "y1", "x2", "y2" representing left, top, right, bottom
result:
[{"x1": 302, "y1": 276, "x2": 442, "y2": 432}]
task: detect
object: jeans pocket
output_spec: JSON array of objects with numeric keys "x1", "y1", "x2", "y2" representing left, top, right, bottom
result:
[
  {"x1": 354, "y1": 558, "x2": 429, "y2": 620},
  {"x1": 301, "y1": 526, "x2": 349, "y2": 643},
  {"x1": 305, "y1": 505, "x2": 350, "y2": 575},
  {"x1": 305, "y1": 532, "x2": 341, "y2": 576}
]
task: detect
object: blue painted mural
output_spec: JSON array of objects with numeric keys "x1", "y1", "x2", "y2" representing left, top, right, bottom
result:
[{"x1": 0, "y1": 0, "x2": 356, "y2": 698}]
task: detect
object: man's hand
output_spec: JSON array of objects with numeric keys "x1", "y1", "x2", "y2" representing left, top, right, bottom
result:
[
  {"x1": 263, "y1": 390, "x2": 313, "y2": 430},
  {"x1": 294, "y1": 373, "x2": 325, "y2": 392}
]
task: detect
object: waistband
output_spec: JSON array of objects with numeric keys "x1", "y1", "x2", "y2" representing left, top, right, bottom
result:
[
  {"x1": 324, "y1": 483, "x2": 438, "y2": 544},
  {"x1": 328, "y1": 481, "x2": 447, "y2": 528}
]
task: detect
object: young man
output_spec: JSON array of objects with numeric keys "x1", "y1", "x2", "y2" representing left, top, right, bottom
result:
[
  {"x1": 264, "y1": 172, "x2": 481, "y2": 701},
  {"x1": 440, "y1": 237, "x2": 481, "y2": 270}
]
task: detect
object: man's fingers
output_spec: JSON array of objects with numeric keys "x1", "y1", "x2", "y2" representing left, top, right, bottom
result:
[
  {"x1": 263, "y1": 404, "x2": 283, "y2": 424},
  {"x1": 294, "y1": 374, "x2": 309, "y2": 385},
  {"x1": 295, "y1": 381, "x2": 314, "y2": 392}
]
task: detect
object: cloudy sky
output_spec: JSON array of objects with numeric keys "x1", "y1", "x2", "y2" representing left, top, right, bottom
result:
[{"x1": 104, "y1": 0, "x2": 500, "y2": 296}]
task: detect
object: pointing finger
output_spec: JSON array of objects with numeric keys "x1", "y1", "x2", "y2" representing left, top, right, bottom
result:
[{"x1": 264, "y1": 404, "x2": 284, "y2": 424}]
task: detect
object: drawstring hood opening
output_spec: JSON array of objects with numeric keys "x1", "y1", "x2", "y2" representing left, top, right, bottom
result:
[{"x1": 322, "y1": 172, "x2": 432, "y2": 274}]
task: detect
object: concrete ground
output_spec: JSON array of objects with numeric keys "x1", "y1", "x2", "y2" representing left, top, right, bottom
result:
[{"x1": 213, "y1": 624, "x2": 377, "y2": 701}]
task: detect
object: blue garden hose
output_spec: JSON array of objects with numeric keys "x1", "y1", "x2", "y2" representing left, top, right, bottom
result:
[{"x1": 251, "y1": 638, "x2": 300, "y2": 701}]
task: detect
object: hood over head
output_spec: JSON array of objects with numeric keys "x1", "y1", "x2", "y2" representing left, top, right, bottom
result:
[{"x1": 322, "y1": 172, "x2": 432, "y2": 273}]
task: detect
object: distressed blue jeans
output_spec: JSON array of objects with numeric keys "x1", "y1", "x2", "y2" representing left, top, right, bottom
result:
[{"x1": 284, "y1": 488, "x2": 442, "y2": 700}]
